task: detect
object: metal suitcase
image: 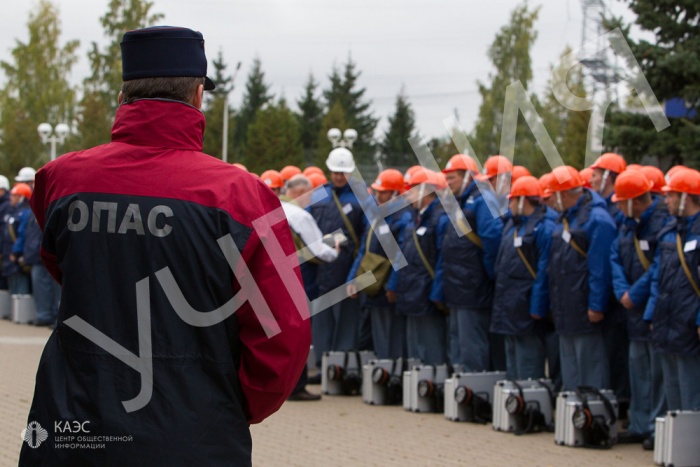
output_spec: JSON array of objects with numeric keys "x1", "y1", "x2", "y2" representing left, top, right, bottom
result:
[
  {"x1": 403, "y1": 370, "x2": 413, "y2": 411},
  {"x1": 321, "y1": 350, "x2": 376, "y2": 396},
  {"x1": 363, "y1": 358, "x2": 420, "y2": 406},
  {"x1": 11, "y1": 294, "x2": 35, "y2": 324},
  {"x1": 654, "y1": 417, "x2": 666, "y2": 466},
  {"x1": 492, "y1": 379, "x2": 554, "y2": 433},
  {"x1": 0, "y1": 290, "x2": 10, "y2": 319},
  {"x1": 407, "y1": 364, "x2": 452, "y2": 413},
  {"x1": 661, "y1": 410, "x2": 700, "y2": 467},
  {"x1": 554, "y1": 388, "x2": 618, "y2": 448},
  {"x1": 443, "y1": 371, "x2": 506, "y2": 422}
]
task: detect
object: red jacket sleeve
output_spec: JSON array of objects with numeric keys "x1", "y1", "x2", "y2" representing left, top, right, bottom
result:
[{"x1": 235, "y1": 183, "x2": 310, "y2": 424}]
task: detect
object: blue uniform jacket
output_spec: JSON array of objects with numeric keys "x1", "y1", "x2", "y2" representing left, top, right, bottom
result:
[
  {"x1": 490, "y1": 204, "x2": 556, "y2": 335},
  {"x1": 610, "y1": 197, "x2": 670, "y2": 341},
  {"x1": 441, "y1": 180, "x2": 503, "y2": 310},
  {"x1": 308, "y1": 181, "x2": 368, "y2": 294},
  {"x1": 549, "y1": 189, "x2": 617, "y2": 335},
  {"x1": 347, "y1": 198, "x2": 413, "y2": 307},
  {"x1": 395, "y1": 198, "x2": 449, "y2": 316},
  {"x1": 644, "y1": 212, "x2": 700, "y2": 356}
]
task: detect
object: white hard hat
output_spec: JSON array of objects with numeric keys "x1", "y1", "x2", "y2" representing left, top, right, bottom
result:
[
  {"x1": 0, "y1": 176, "x2": 8, "y2": 191},
  {"x1": 325, "y1": 147, "x2": 356, "y2": 173},
  {"x1": 15, "y1": 167, "x2": 36, "y2": 182}
]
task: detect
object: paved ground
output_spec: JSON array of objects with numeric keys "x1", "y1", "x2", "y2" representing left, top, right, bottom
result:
[{"x1": 0, "y1": 319, "x2": 653, "y2": 466}]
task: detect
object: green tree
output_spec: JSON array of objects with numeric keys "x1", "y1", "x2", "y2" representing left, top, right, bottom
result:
[
  {"x1": 381, "y1": 86, "x2": 417, "y2": 167},
  {"x1": 538, "y1": 46, "x2": 592, "y2": 173},
  {"x1": 471, "y1": 3, "x2": 541, "y2": 168},
  {"x1": 77, "y1": 0, "x2": 163, "y2": 148},
  {"x1": 0, "y1": 0, "x2": 79, "y2": 174},
  {"x1": 603, "y1": 2, "x2": 700, "y2": 167},
  {"x1": 243, "y1": 98, "x2": 303, "y2": 174},
  {"x1": 315, "y1": 101, "x2": 349, "y2": 169},
  {"x1": 296, "y1": 73, "x2": 324, "y2": 167},
  {"x1": 202, "y1": 51, "x2": 236, "y2": 160},
  {"x1": 322, "y1": 57, "x2": 378, "y2": 165},
  {"x1": 233, "y1": 57, "x2": 273, "y2": 158}
]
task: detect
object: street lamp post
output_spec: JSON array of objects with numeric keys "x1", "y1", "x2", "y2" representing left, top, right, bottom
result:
[{"x1": 37, "y1": 122, "x2": 70, "y2": 161}]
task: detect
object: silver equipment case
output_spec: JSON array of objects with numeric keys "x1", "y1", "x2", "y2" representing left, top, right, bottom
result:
[
  {"x1": 403, "y1": 364, "x2": 453, "y2": 413},
  {"x1": 492, "y1": 379, "x2": 554, "y2": 433},
  {"x1": 321, "y1": 350, "x2": 376, "y2": 396},
  {"x1": 654, "y1": 410, "x2": 700, "y2": 466},
  {"x1": 443, "y1": 371, "x2": 506, "y2": 422},
  {"x1": 554, "y1": 389, "x2": 618, "y2": 448},
  {"x1": 362, "y1": 358, "x2": 421, "y2": 406}
]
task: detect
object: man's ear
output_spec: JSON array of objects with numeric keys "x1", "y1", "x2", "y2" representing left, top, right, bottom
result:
[
  {"x1": 118, "y1": 91, "x2": 124, "y2": 105},
  {"x1": 192, "y1": 84, "x2": 204, "y2": 109}
]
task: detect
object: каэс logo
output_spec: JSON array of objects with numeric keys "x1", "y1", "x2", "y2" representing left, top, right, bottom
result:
[{"x1": 21, "y1": 421, "x2": 49, "y2": 449}]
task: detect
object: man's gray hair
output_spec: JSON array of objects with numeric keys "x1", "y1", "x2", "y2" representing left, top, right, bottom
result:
[{"x1": 286, "y1": 174, "x2": 312, "y2": 191}]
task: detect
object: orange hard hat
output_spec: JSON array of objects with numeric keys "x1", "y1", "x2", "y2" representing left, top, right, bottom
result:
[
  {"x1": 627, "y1": 164, "x2": 643, "y2": 171},
  {"x1": 443, "y1": 154, "x2": 478, "y2": 174},
  {"x1": 435, "y1": 172, "x2": 448, "y2": 190},
  {"x1": 483, "y1": 155, "x2": 513, "y2": 179},
  {"x1": 591, "y1": 152, "x2": 627, "y2": 174},
  {"x1": 579, "y1": 167, "x2": 593, "y2": 188},
  {"x1": 407, "y1": 168, "x2": 440, "y2": 187},
  {"x1": 511, "y1": 165, "x2": 532, "y2": 183},
  {"x1": 665, "y1": 165, "x2": 687, "y2": 184},
  {"x1": 10, "y1": 183, "x2": 32, "y2": 198},
  {"x1": 639, "y1": 166, "x2": 666, "y2": 194},
  {"x1": 303, "y1": 166, "x2": 324, "y2": 177},
  {"x1": 404, "y1": 165, "x2": 424, "y2": 183},
  {"x1": 307, "y1": 172, "x2": 328, "y2": 188},
  {"x1": 611, "y1": 170, "x2": 653, "y2": 202},
  {"x1": 662, "y1": 168, "x2": 700, "y2": 196},
  {"x1": 548, "y1": 166, "x2": 584, "y2": 193},
  {"x1": 232, "y1": 163, "x2": 248, "y2": 171},
  {"x1": 280, "y1": 165, "x2": 302, "y2": 181},
  {"x1": 508, "y1": 175, "x2": 542, "y2": 199},
  {"x1": 260, "y1": 170, "x2": 284, "y2": 189},
  {"x1": 539, "y1": 173, "x2": 554, "y2": 199},
  {"x1": 371, "y1": 169, "x2": 405, "y2": 193}
]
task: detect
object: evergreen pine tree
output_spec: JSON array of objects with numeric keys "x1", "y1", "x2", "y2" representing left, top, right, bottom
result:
[
  {"x1": 244, "y1": 98, "x2": 303, "y2": 174},
  {"x1": 296, "y1": 73, "x2": 324, "y2": 167},
  {"x1": 233, "y1": 57, "x2": 273, "y2": 158},
  {"x1": 381, "y1": 86, "x2": 417, "y2": 168},
  {"x1": 322, "y1": 56, "x2": 378, "y2": 165}
]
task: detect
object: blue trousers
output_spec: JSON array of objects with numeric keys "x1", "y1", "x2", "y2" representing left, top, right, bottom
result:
[
  {"x1": 31, "y1": 264, "x2": 61, "y2": 324},
  {"x1": 544, "y1": 332, "x2": 562, "y2": 391},
  {"x1": 368, "y1": 305, "x2": 406, "y2": 359},
  {"x1": 449, "y1": 308, "x2": 490, "y2": 371},
  {"x1": 311, "y1": 297, "x2": 361, "y2": 368},
  {"x1": 628, "y1": 340, "x2": 665, "y2": 436},
  {"x1": 603, "y1": 315, "x2": 630, "y2": 401},
  {"x1": 8, "y1": 272, "x2": 30, "y2": 295},
  {"x1": 505, "y1": 334, "x2": 546, "y2": 380},
  {"x1": 661, "y1": 352, "x2": 700, "y2": 411},
  {"x1": 406, "y1": 313, "x2": 447, "y2": 366},
  {"x1": 559, "y1": 331, "x2": 609, "y2": 391}
]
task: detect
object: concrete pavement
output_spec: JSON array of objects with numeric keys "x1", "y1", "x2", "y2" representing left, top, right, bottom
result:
[{"x1": 0, "y1": 319, "x2": 653, "y2": 466}]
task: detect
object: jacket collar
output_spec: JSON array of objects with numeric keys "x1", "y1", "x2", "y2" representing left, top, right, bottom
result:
[{"x1": 111, "y1": 99, "x2": 205, "y2": 151}]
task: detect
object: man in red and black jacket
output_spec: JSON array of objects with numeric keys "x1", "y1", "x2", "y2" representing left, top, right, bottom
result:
[{"x1": 19, "y1": 26, "x2": 309, "y2": 467}]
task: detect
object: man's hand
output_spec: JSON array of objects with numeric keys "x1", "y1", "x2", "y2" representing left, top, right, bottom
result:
[
  {"x1": 620, "y1": 292, "x2": 635, "y2": 310},
  {"x1": 588, "y1": 309, "x2": 604, "y2": 323},
  {"x1": 530, "y1": 314, "x2": 542, "y2": 320},
  {"x1": 385, "y1": 290, "x2": 397, "y2": 303},
  {"x1": 346, "y1": 283, "x2": 358, "y2": 299}
]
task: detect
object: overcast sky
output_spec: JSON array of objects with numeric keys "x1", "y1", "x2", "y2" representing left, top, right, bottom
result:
[{"x1": 0, "y1": 0, "x2": 639, "y2": 140}]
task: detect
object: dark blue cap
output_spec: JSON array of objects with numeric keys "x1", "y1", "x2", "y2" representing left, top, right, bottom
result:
[{"x1": 121, "y1": 26, "x2": 216, "y2": 90}]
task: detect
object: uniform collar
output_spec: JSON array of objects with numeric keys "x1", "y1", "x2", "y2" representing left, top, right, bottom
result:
[{"x1": 111, "y1": 99, "x2": 205, "y2": 151}]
